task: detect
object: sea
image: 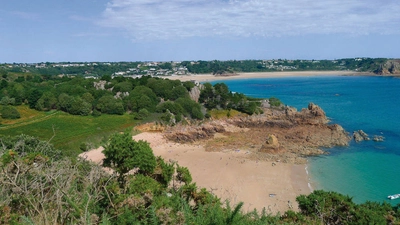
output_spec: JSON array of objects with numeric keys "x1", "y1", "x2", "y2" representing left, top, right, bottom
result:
[{"x1": 211, "y1": 75, "x2": 400, "y2": 205}]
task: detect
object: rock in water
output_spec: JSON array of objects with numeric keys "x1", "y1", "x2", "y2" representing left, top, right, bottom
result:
[
  {"x1": 373, "y1": 135, "x2": 384, "y2": 142},
  {"x1": 353, "y1": 130, "x2": 370, "y2": 142}
]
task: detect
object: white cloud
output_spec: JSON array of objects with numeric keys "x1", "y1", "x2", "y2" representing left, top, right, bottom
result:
[{"x1": 98, "y1": 0, "x2": 400, "y2": 40}]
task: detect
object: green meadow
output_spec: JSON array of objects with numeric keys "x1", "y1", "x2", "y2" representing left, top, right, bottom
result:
[{"x1": 0, "y1": 105, "x2": 139, "y2": 157}]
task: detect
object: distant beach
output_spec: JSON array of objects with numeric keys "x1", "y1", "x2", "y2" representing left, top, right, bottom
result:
[{"x1": 168, "y1": 71, "x2": 370, "y2": 82}]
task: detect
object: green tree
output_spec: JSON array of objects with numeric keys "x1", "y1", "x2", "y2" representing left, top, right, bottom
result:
[
  {"x1": 57, "y1": 93, "x2": 73, "y2": 112},
  {"x1": 96, "y1": 95, "x2": 125, "y2": 115},
  {"x1": 81, "y1": 92, "x2": 94, "y2": 104},
  {"x1": 27, "y1": 89, "x2": 42, "y2": 109},
  {"x1": 113, "y1": 81, "x2": 133, "y2": 93},
  {"x1": 102, "y1": 133, "x2": 157, "y2": 183},
  {"x1": 0, "y1": 80, "x2": 8, "y2": 89},
  {"x1": 0, "y1": 106, "x2": 20, "y2": 119},
  {"x1": 69, "y1": 97, "x2": 91, "y2": 116},
  {"x1": 36, "y1": 91, "x2": 57, "y2": 111},
  {"x1": 0, "y1": 96, "x2": 15, "y2": 105},
  {"x1": 170, "y1": 85, "x2": 189, "y2": 100}
]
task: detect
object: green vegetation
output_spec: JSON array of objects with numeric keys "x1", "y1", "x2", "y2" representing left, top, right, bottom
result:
[
  {"x1": 103, "y1": 133, "x2": 157, "y2": 183},
  {"x1": 0, "y1": 72, "x2": 266, "y2": 157},
  {"x1": 6, "y1": 59, "x2": 399, "y2": 223},
  {"x1": 1, "y1": 134, "x2": 399, "y2": 224},
  {"x1": 0, "y1": 58, "x2": 390, "y2": 80},
  {"x1": 0, "y1": 110, "x2": 138, "y2": 157},
  {"x1": 269, "y1": 97, "x2": 282, "y2": 107},
  {"x1": 0, "y1": 105, "x2": 21, "y2": 119},
  {"x1": 181, "y1": 58, "x2": 387, "y2": 74},
  {"x1": 199, "y1": 82, "x2": 263, "y2": 115}
]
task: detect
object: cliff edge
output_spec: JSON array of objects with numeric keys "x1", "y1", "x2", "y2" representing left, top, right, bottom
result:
[{"x1": 375, "y1": 59, "x2": 400, "y2": 75}]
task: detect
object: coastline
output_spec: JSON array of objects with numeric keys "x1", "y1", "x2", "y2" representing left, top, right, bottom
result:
[
  {"x1": 167, "y1": 70, "x2": 371, "y2": 82},
  {"x1": 80, "y1": 132, "x2": 312, "y2": 214}
]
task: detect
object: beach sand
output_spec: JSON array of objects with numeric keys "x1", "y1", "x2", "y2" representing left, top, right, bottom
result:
[
  {"x1": 167, "y1": 71, "x2": 363, "y2": 83},
  {"x1": 80, "y1": 132, "x2": 312, "y2": 214}
]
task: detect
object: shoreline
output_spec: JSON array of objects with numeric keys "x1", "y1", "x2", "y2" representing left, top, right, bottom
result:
[
  {"x1": 167, "y1": 70, "x2": 373, "y2": 82},
  {"x1": 79, "y1": 132, "x2": 312, "y2": 214}
]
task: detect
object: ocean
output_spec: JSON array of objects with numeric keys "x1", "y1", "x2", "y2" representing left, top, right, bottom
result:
[{"x1": 212, "y1": 75, "x2": 400, "y2": 204}]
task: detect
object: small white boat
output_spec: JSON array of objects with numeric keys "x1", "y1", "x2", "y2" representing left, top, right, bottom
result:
[{"x1": 387, "y1": 194, "x2": 400, "y2": 200}]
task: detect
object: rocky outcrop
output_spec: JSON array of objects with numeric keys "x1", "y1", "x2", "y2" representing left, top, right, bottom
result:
[
  {"x1": 164, "y1": 122, "x2": 225, "y2": 143},
  {"x1": 164, "y1": 103, "x2": 351, "y2": 163},
  {"x1": 94, "y1": 80, "x2": 110, "y2": 90},
  {"x1": 353, "y1": 130, "x2": 370, "y2": 142},
  {"x1": 373, "y1": 135, "x2": 384, "y2": 142},
  {"x1": 353, "y1": 130, "x2": 385, "y2": 142},
  {"x1": 189, "y1": 85, "x2": 202, "y2": 102},
  {"x1": 376, "y1": 60, "x2": 400, "y2": 75},
  {"x1": 295, "y1": 103, "x2": 329, "y2": 125}
]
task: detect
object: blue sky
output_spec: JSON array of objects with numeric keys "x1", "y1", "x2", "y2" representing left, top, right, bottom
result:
[{"x1": 1, "y1": 0, "x2": 399, "y2": 63}]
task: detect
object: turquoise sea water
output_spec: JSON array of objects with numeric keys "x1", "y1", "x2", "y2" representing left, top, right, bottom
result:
[{"x1": 212, "y1": 75, "x2": 400, "y2": 204}]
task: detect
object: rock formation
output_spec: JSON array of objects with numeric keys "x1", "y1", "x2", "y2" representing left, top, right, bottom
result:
[
  {"x1": 353, "y1": 130, "x2": 370, "y2": 142},
  {"x1": 189, "y1": 85, "x2": 202, "y2": 102},
  {"x1": 373, "y1": 135, "x2": 384, "y2": 142},
  {"x1": 259, "y1": 134, "x2": 281, "y2": 153},
  {"x1": 164, "y1": 103, "x2": 351, "y2": 163},
  {"x1": 376, "y1": 60, "x2": 400, "y2": 76}
]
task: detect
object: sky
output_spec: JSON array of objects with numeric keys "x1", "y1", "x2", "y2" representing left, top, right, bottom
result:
[{"x1": 1, "y1": 0, "x2": 399, "y2": 63}]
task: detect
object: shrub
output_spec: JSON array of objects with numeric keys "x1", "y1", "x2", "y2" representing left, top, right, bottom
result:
[
  {"x1": 269, "y1": 97, "x2": 281, "y2": 107},
  {"x1": 0, "y1": 96, "x2": 15, "y2": 105},
  {"x1": 102, "y1": 132, "x2": 157, "y2": 184},
  {"x1": 0, "y1": 106, "x2": 20, "y2": 119},
  {"x1": 137, "y1": 108, "x2": 150, "y2": 120}
]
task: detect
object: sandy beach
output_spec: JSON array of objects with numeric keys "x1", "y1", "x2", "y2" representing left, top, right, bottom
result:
[
  {"x1": 167, "y1": 70, "x2": 365, "y2": 82},
  {"x1": 78, "y1": 71, "x2": 358, "y2": 214},
  {"x1": 80, "y1": 132, "x2": 312, "y2": 214}
]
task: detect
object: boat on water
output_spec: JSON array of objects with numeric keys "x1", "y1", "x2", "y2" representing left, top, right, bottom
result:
[{"x1": 388, "y1": 194, "x2": 400, "y2": 200}]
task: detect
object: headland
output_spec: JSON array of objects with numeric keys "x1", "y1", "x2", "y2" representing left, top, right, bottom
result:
[{"x1": 81, "y1": 101, "x2": 351, "y2": 214}]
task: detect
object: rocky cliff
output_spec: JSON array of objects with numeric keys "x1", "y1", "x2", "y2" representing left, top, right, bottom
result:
[
  {"x1": 376, "y1": 60, "x2": 400, "y2": 75},
  {"x1": 164, "y1": 103, "x2": 351, "y2": 163}
]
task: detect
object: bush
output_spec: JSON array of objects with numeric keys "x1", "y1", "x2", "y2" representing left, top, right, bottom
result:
[
  {"x1": 269, "y1": 97, "x2": 281, "y2": 107},
  {"x1": 92, "y1": 109, "x2": 101, "y2": 117},
  {"x1": 138, "y1": 108, "x2": 150, "y2": 119},
  {"x1": 0, "y1": 106, "x2": 20, "y2": 119},
  {"x1": 102, "y1": 132, "x2": 157, "y2": 183},
  {"x1": 0, "y1": 96, "x2": 15, "y2": 105}
]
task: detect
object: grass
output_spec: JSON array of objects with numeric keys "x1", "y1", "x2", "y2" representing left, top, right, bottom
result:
[{"x1": 0, "y1": 106, "x2": 139, "y2": 157}]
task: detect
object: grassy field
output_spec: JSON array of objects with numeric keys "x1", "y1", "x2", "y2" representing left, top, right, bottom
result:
[{"x1": 0, "y1": 105, "x2": 140, "y2": 157}]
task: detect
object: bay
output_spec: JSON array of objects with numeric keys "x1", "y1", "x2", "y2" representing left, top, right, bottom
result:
[{"x1": 212, "y1": 75, "x2": 400, "y2": 204}]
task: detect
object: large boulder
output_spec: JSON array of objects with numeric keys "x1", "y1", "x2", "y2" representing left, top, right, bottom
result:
[{"x1": 259, "y1": 134, "x2": 282, "y2": 153}]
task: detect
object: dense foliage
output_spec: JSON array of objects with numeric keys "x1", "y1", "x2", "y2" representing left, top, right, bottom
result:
[
  {"x1": 1, "y1": 134, "x2": 399, "y2": 224},
  {"x1": 0, "y1": 71, "x2": 265, "y2": 126},
  {"x1": 199, "y1": 82, "x2": 264, "y2": 115}
]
